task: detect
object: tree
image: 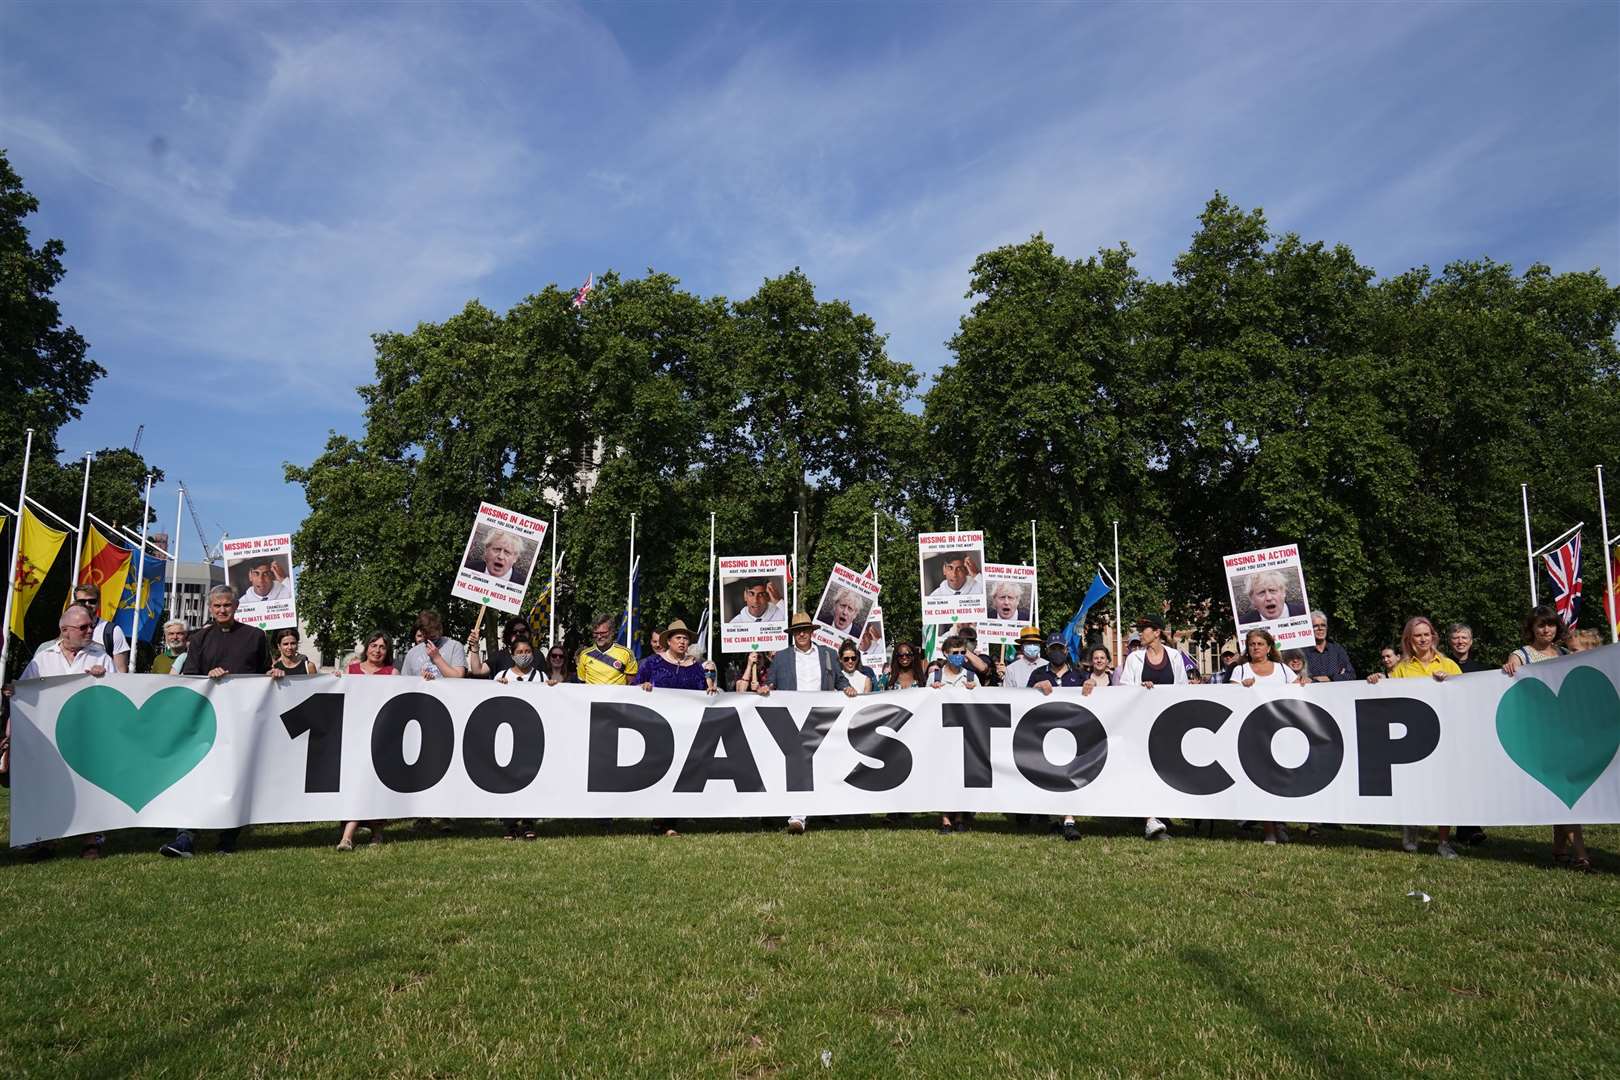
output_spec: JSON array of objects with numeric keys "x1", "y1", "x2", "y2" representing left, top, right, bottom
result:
[
  {"x1": 0, "y1": 150, "x2": 104, "y2": 499},
  {"x1": 289, "y1": 270, "x2": 923, "y2": 660}
]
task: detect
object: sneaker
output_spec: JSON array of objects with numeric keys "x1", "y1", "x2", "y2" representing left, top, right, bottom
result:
[
  {"x1": 1276, "y1": 825, "x2": 1290, "y2": 844},
  {"x1": 336, "y1": 838, "x2": 354, "y2": 852},
  {"x1": 1436, "y1": 842, "x2": 1459, "y2": 860},
  {"x1": 159, "y1": 832, "x2": 195, "y2": 859},
  {"x1": 1061, "y1": 821, "x2": 1080, "y2": 842},
  {"x1": 786, "y1": 817, "x2": 806, "y2": 835},
  {"x1": 215, "y1": 829, "x2": 239, "y2": 855},
  {"x1": 1144, "y1": 817, "x2": 1168, "y2": 840},
  {"x1": 1401, "y1": 826, "x2": 1418, "y2": 853},
  {"x1": 1263, "y1": 836, "x2": 1278, "y2": 846}
]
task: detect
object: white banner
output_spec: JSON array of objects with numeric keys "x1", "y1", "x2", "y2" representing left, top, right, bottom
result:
[
  {"x1": 11, "y1": 647, "x2": 1620, "y2": 845},
  {"x1": 980, "y1": 563, "x2": 1036, "y2": 644},
  {"x1": 452, "y1": 502, "x2": 547, "y2": 615},
  {"x1": 221, "y1": 533, "x2": 297, "y2": 631},
  {"x1": 1224, "y1": 543, "x2": 1313, "y2": 649},
  {"x1": 718, "y1": 555, "x2": 788, "y2": 653}
]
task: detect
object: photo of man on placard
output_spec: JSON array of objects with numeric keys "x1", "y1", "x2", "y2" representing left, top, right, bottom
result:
[
  {"x1": 231, "y1": 554, "x2": 293, "y2": 607},
  {"x1": 463, "y1": 527, "x2": 530, "y2": 585},
  {"x1": 813, "y1": 585, "x2": 872, "y2": 639},
  {"x1": 1235, "y1": 568, "x2": 1307, "y2": 625},
  {"x1": 987, "y1": 580, "x2": 1030, "y2": 623},
  {"x1": 923, "y1": 550, "x2": 982, "y2": 597},
  {"x1": 724, "y1": 575, "x2": 787, "y2": 625}
]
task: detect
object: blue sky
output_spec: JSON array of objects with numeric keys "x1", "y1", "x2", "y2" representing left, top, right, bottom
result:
[{"x1": 4, "y1": 0, "x2": 1616, "y2": 547}]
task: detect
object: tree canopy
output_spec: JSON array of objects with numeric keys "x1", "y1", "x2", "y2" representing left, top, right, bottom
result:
[{"x1": 290, "y1": 194, "x2": 1619, "y2": 669}]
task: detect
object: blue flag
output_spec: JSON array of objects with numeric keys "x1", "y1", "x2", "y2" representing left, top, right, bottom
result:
[
  {"x1": 1063, "y1": 571, "x2": 1112, "y2": 660},
  {"x1": 113, "y1": 556, "x2": 168, "y2": 642}
]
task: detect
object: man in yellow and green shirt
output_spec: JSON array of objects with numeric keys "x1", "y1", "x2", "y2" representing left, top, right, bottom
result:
[{"x1": 577, "y1": 613, "x2": 638, "y2": 684}]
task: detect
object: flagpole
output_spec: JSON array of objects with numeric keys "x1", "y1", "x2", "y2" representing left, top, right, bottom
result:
[
  {"x1": 0, "y1": 429, "x2": 35, "y2": 676},
  {"x1": 549, "y1": 507, "x2": 559, "y2": 649},
  {"x1": 71, "y1": 452, "x2": 92, "y2": 583},
  {"x1": 1030, "y1": 520, "x2": 1039, "y2": 628},
  {"x1": 707, "y1": 511, "x2": 716, "y2": 659},
  {"x1": 872, "y1": 512, "x2": 879, "y2": 583},
  {"x1": 626, "y1": 513, "x2": 636, "y2": 648},
  {"x1": 1112, "y1": 520, "x2": 1122, "y2": 667},
  {"x1": 130, "y1": 474, "x2": 154, "y2": 662},
  {"x1": 1600, "y1": 465, "x2": 1617, "y2": 645},
  {"x1": 791, "y1": 511, "x2": 799, "y2": 615},
  {"x1": 169, "y1": 486, "x2": 185, "y2": 621},
  {"x1": 1521, "y1": 483, "x2": 1538, "y2": 607}
]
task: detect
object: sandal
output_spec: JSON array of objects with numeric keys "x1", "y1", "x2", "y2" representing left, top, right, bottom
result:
[
  {"x1": 523, "y1": 830, "x2": 537, "y2": 841},
  {"x1": 1570, "y1": 856, "x2": 1593, "y2": 872},
  {"x1": 503, "y1": 824, "x2": 518, "y2": 840}
]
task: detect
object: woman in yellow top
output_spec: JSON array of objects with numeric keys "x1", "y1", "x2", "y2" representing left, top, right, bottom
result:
[{"x1": 1368, "y1": 616, "x2": 1462, "y2": 858}]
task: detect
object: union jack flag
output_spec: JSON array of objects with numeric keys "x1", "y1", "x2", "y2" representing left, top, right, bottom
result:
[
  {"x1": 571, "y1": 273, "x2": 593, "y2": 310},
  {"x1": 1543, "y1": 531, "x2": 1582, "y2": 629}
]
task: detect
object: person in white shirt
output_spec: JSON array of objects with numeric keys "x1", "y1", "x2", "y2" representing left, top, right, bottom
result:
[
  {"x1": 20, "y1": 608, "x2": 112, "y2": 681},
  {"x1": 16, "y1": 607, "x2": 111, "y2": 859},
  {"x1": 1002, "y1": 626, "x2": 1047, "y2": 689},
  {"x1": 927, "y1": 552, "x2": 982, "y2": 597},
  {"x1": 758, "y1": 612, "x2": 838, "y2": 835},
  {"x1": 727, "y1": 578, "x2": 786, "y2": 624},
  {"x1": 44, "y1": 585, "x2": 130, "y2": 673},
  {"x1": 238, "y1": 557, "x2": 293, "y2": 605}
]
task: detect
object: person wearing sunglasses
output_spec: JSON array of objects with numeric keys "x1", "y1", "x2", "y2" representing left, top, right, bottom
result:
[
  {"x1": 542, "y1": 644, "x2": 575, "y2": 685},
  {"x1": 884, "y1": 644, "x2": 925, "y2": 690},
  {"x1": 835, "y1": 643, "x2": 876, "y2": 696}
]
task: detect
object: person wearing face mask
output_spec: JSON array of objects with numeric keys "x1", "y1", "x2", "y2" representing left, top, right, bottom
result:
[
  {"x1": 1028, "y1": 636, "x2": 1085, "y2": 694},
  {"x1": 928, "y1": 635, "x2": 979, "y2": 689},
  {"x1": 1003, "y1": 627, "x2": 1047, "y2": 689},
  {"x1": 496, "y1": 638, "x2": 542, "y2": 684}
]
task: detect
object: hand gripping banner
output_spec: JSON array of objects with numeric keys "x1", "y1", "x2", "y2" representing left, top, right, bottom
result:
[{"x1": 10, "y1": 647, "x2": 1620, "y2": 845}]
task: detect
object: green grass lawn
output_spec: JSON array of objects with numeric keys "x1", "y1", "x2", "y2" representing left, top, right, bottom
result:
[{"x1": 2, "y1": 801, "x2": 1618, "y2": 1078}]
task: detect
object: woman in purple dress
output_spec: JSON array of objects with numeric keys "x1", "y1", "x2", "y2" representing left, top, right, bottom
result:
[{"x1": 638, "y1": 619, "x2": 718, "y2": 694}]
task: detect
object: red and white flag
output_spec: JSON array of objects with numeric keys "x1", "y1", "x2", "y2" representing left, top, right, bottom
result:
[{"x1": 571, "y1": 273, "x2": 593, "y2": 310}]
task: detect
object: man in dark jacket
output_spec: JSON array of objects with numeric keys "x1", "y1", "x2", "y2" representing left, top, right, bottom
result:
[
  {"x1": 161, "y1": 586, "x2": 270, "y2": 857},
  {"x1": 758, "y1": 612, "x2": 839, "y2": 835}
]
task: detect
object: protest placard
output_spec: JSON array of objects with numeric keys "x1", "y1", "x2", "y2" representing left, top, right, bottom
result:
[
  {"x1": 719, "y1": 554, "x2": 789, "y2": 653},
  {"x1": 980, "y1": 563, "x2": 1037, "y2": 644},
  {"x1": 811, "y1": 562, "x2": 882, "y2": 650},
  {"x1": 918, "y1": 531, "x2": 987, "y2": 626},
  {"x1": 452, "y1": 503, "x2": 547, "y2": 616},
  {"x1": 1223, "y1": 543, "x2": 1313, "y2": 649},
  {"x1": 860, "y1": 605, "x2": 887, "y2": 666},
  {"x1": 222, "y1": 534, "x2": 297, "y2": 631}
]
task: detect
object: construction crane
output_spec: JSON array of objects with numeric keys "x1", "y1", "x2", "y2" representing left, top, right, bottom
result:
[
  {"x1": 132, "y1": 424, "x2": 144, "y2": 454},
  {"x1": 180, "y1": 482, "x2": 222, "y2": 562}
]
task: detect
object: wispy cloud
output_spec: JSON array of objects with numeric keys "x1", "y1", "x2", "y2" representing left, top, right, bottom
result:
[{"x1": 2, "y1": 0, "x2": 1613, "y2": 538}]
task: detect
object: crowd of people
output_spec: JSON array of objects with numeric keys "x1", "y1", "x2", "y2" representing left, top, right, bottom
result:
[{"x1": 0, "y1": 583, "x2": 1606, "y2": 872}]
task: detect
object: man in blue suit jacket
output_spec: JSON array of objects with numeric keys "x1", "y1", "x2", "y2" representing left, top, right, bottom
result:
[{"x1": 758, "y1": 612, "x2": 840, "y2": 835}]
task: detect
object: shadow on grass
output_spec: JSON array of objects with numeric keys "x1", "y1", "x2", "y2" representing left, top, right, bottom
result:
[{"x1": 1180, "y1": 944, "x2": 1370, "y2": 1080}]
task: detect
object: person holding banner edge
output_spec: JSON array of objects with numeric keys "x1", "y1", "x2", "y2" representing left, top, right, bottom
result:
[
  {"x1": 1003, "y1": 626, "x2": 1047, "y2": 689},
  {"x1": 1500, "y1": 606, "x2": 1589, "y2": 870},
  {"x1": 399, "y1": 610, "x2": 467, "y2": 680}
]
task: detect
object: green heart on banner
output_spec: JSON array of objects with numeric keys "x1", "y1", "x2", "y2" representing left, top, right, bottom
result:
[
  {"x1": 55, "y1": 685, "x2": 217, "y2": 811},
  {"x1": 1495, "y1": 666, "x2": 1620, "y2": 810}
]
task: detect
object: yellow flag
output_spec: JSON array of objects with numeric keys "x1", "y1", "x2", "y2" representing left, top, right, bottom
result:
[
  {"x1": 12, "y1": 507, "x2": 69, "y2": 638},
  {"x1": 74, "y1": 523, "x2": 132, "y2": 622}
]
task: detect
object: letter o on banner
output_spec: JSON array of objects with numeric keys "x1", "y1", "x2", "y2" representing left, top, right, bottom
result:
[
  {"x1": 1236, "y1": 700, "x2": 1344, "y2": 798},
  {"x1": 1012, "y1": 700, "x2": 1107, "y2": 792},
  {"x1": 372, "y1": 692, "x2": 456, "y2": 793},
  {"x1": 463, "y1": 697, "x2": 544, "y2": 794}
]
